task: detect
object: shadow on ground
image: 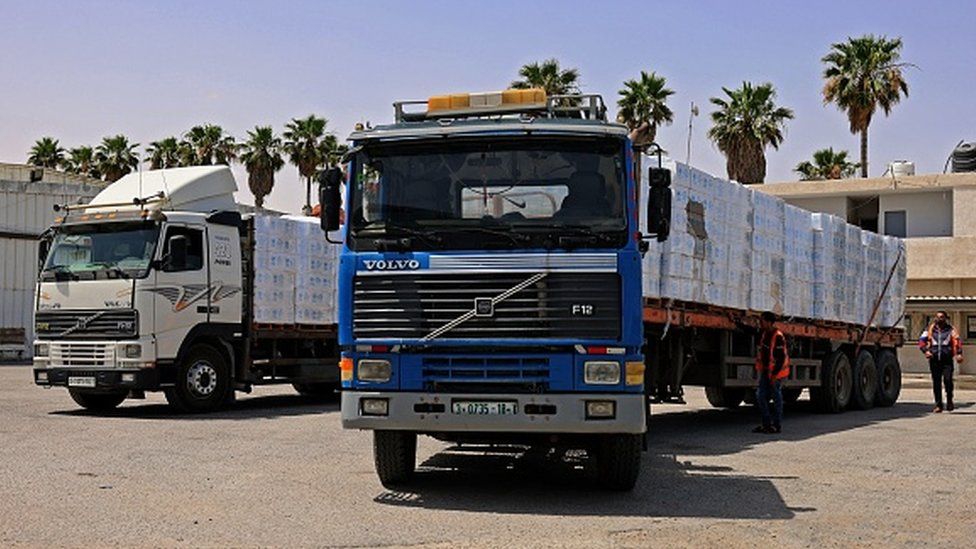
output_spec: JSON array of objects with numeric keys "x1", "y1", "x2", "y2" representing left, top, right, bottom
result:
[
  {"x1": 372, "y1": 397, "x2": 935, "y2": 518},
  {"x1": 48, "y1": 393, "x2": 340, "y2": 420}
]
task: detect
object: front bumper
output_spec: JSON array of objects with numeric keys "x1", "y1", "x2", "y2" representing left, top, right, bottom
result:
[
  {"x1": 342, "y1": 391, "x2": 646, "y2": 434},
  {"x1": 33, "y1": 367, "x2": 164, "y2": 391}
]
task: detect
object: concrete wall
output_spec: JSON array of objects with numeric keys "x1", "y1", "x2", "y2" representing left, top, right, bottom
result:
[
  {"x1": 879, "y1": 191, "x2": 952, "y2": 237},
  {"x1": 905, "y1": 236, "x2": 976, "y2": 280},
  {"x1": 952, "y1": 187, "x2": 976, "y2": 237},
  {"x1": 782, "y1": 196, "x2": 848, "y2": 219}
]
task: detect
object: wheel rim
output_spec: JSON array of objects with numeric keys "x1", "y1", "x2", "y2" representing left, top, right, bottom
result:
[
  {"x1": 186, "y1": 361, "x2": 218, "y2": 398},
  {"x1": 834, "y1": 363, "x2": 851, "y2": 403},
  {"x1": 861, "y1": 364, "x2": 876, "y2": 402},
  {"x1": 879, "y1": 362, "x2": 895, "y2": 397}
]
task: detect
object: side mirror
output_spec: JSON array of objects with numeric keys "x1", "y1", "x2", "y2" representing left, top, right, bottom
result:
[
  {"x1": 647, "y1": 167, "x2": 672, "y2": 242},
  {"x1": 37, "y1": 235, "x2": 52, "y2": 274},
  {"x1": 166, "y1": 234, "x2": 188, "y2": 271},
  {"x1": 319, "y1": 167, "x2": 342, "y2": 232}
]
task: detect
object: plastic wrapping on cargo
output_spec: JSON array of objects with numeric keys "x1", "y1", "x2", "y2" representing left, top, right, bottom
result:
[
  {"x1": 640, "y1": 157, "x2": 906, "y2": 327},
  {"x1": 252, "y1": 213, "x2": 338, "y2": 325}
]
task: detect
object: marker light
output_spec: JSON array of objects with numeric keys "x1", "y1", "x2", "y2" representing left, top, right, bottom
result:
[
  {"x1": 339, "y1": 357, "x2": 353, "y2": 382},
  {"x1": 626, "y1": 361, "x2": 646, "y2": 386}
]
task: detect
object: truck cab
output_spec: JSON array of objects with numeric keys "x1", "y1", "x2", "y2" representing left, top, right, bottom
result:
[
  {"x1": 33, "y1": 166, "x2": 339, "y2": 412},
  {"x1": 330, "y1": 90, "x2": 671, "y2": 489}
]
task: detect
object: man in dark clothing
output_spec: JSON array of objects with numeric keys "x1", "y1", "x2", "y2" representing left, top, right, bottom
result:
[
  {"x1": 753, "y1": 311, "x2": 790, "y2": 434},
  {"x1": 921, "y1": 310, "x2": 963, "y2": 412}
]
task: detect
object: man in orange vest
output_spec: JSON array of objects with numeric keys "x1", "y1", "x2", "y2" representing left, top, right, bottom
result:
[
  {"x1": 753, "y1": 311, "x2": 791, "y2": 434},
  {"x1": 922, "y1": 310, "x2": 963, "y2": 412}
]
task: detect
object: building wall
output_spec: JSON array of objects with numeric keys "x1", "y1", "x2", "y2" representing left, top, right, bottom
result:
[
  {"x1": 0, "y1": 164, "x2": 103, "y2": 359},
  {"x1": 879, "y1": 191, "x2": 952, "y2": 237},
  {"x1": 785, "y1": 196, "x2": 848, "y2": 219}
]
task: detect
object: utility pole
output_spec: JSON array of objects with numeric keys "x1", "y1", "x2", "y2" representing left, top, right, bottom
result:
[{"x1": 686, "y1": 101, "x2": 699, "y2": 166}]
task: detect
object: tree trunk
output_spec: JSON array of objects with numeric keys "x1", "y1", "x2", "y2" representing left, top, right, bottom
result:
[
  {"x1": 305, "y1": 176, "x2": 312, "y2": 213},
  {"x1": 860, "y1": 129, "x2": 868, "y2": 178}
]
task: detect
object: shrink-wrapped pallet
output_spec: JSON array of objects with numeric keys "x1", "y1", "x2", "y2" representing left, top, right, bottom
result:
[{"x1": 252, "y1": 213, "x2": 338, "y2": 325}]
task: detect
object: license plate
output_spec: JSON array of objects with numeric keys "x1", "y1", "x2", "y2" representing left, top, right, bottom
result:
[
  {"x1": 451, "y1": 401, "x2": 518, "y2": 415},
  {"x1": 68, "y1": 376, "x2": 96, "y2": 388}
]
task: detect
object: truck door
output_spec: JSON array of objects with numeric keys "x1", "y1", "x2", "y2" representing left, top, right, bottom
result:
[
  {"x1": 205, "y1": 223, "x2": 243, "y2": 327},
  {"x1": 152, "y1": 224, "x2": 208, "y2": 360}
]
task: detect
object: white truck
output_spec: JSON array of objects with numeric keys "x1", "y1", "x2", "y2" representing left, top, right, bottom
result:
[{"x1": 32, "y1": 166, "x2": 340, "y2": 412}]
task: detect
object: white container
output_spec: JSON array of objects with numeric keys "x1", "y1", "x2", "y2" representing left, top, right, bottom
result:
[{"x1": 887, "y1": 160, "x2": 915, "y2": 177}]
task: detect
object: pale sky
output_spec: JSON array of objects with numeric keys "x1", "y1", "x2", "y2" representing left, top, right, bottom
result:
[{"x1": 2, "y1": 0, "x2": 974, "y2": 213}]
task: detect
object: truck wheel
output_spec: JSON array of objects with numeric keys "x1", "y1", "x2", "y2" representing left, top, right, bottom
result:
[
  {"x1": 593, "y1": 434, "x2": 642, "y2": 491},
  {"x1": 165, "y1": 345, "x2": 232, "y2": 413},
  {"x1": 704, "y1": 386, "x2": 745, "y2": 408},
  {"x1": 69, "y1": 389, "x2": 127, "y2": 411},
  {"x1": 811, "y1": 350, "x2": 852, "y2": 413},
  {"x1": 875, "y1": 350, "x2": 901, "y2": 407},
  {"x1": 373, "y1": 430, "x2": 417, "y2": 488},
  {"x1": 292, "y1": 382, "x2": 340, "y2": 401},
  {"x1": 851, "y1": 351, "x2": 877, "y2": 410}
]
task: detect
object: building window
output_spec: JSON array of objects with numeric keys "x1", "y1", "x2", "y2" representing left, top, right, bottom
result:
[
  {"x1": 884, "y1": 210, "x2": 907, "y2": 238},
  {"x1": 967, "y1": 315, "x2": 976, "y2": 340}
]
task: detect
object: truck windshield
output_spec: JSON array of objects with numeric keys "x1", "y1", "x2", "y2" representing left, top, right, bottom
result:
[
  {"x1": 41, "y1": 221, "x2": 160, "y2": 281},
  {"x1": 348, "y1": 137, "x2": 627, "y2": 250}
]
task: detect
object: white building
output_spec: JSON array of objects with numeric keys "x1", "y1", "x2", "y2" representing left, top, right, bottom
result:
[
  {"x1": 0, "y1": 163, "x2": 104, "y2": 359},
  {"x1": 757, "y1": 171, "x2": 976, "y2": 374}
]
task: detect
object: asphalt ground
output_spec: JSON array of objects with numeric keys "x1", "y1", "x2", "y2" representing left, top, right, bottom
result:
[{"x1": 1, "y1": 364, "x2": 974, "y2": 548}]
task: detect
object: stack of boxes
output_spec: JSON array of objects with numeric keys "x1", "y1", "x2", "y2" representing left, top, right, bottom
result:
[
  {"x1": 641, "y1": 157, "x2": 906, "y2": 327},
  {"x1": 253, "y1": 214, "x2": 338, "y2": 325},
  {"x1": 748, "y1": 190, "x2": 786, "y2": 314}
]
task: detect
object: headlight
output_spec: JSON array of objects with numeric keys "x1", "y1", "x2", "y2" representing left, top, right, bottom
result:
[
  {"x1": 358, "y1": 359, "x2": 392, "y2": 382},
  {"x1": 119, "y1": 344, "x2": 141, "y2": 358},
  {"x1": 34, "y1": 343, "x2": 49, "y2": 357},
  {"x1": 584, "y1": 361, "x2": 620, "y2": 385}
]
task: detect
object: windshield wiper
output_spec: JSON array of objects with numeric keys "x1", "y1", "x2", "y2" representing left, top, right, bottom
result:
[
  {"x1": 89, "y1": 262, "x2": 131, "y2": 279},
  {"x1": 428, "y1": 226, "x2": 531, "y2": 246},
  {"x1": 511, "y1": 223, "x2": 617, "y2": 248},
  {"x1": 359, "y1": 222, "x2": 443, "y2": 249},
  {"x1": 42, "y1": 265, "x2": 79, "y2": 281}
]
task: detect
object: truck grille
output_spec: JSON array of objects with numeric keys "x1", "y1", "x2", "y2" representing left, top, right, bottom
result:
[
  {"x1": 422, "y1": 356, "x2": 550, "y2": 393},
  {"x1": 35, "y1": 310, "x2": 138, "y2": 339},
  {"x1": 49, "y1": 342, "x2": 116, "y2": 368},
  {"x1": 353, "y1": 272, "x2": 620, "y2": 340}
]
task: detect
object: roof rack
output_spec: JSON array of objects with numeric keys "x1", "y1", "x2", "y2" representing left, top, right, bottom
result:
[{"x1": 393, "y1": 92, "x2": 607, "y2": 123}]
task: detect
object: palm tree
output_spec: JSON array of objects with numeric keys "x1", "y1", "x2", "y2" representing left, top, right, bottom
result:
[
  {"x1": 27, "y1": 137, "x2": 66, "y2": 168},
  {"x1": 95, "y1": 135, "x2": 140, "y2": 183},
  {"x1": 795, "y1": 148, "x2": 860, "y2": 180},
  {"x1": 62, "y1": 146, "x2": 100, "y2": 179},
  {"x1": 183, "y1": 124, "x2": 238, "y2": 165},
  {"x1": 822, "y1": 35, "x2": 911, "y2": 178},
  {"x1": 707, "y1": 82, "x2": 794, "y2": 184},
  {"x1": 145, "y1": 137, "x2": 182, "y2": 169},
  {"x1": 239, "y1": 126, "x2": 285, "y2": 210},
  {"x1": 283, "y1": 115, "x2": 330, "y2": 214},
  {"x1": 510, "y1": 58, "x2": 580, "y2": 96},
  {"x1": 617, "y1": 70, "x2": 675, "y2": 149}
]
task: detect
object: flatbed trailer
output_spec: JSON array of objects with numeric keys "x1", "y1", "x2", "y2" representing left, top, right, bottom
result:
[{"x1": 642, "y1": 298, "x2": 905, "y2": 411}]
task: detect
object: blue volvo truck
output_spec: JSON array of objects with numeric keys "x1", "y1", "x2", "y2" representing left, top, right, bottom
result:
[{"x1": 318, "y1": 89, "x2": 672, "y2": 490}]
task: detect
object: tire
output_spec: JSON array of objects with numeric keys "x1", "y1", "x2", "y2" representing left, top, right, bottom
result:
[
  {"x1": 164, "y1": 344, "x2": 232, "y2": 413},
  {"x1": 292, "y1": 382, "x2": 340, "y2": 401},
  {"x1": 875, "y1": 349, "x2": 901, "y2": 407},
  {"x1": 68, "y1": 389, "x2": 127, "y2": 411},
  {"x1": 373, "y1": 430, "x2": 417, "y2": 488},
  {"x1": 593, "y1": 434, "x2": 642, "y2": 491},
  {"x1": 851, "y1": 350, "x2": 877, "y2": 410},
  {"x1": 811, "y1": 350, "x2": 852, "y2": 413},
  {"x1": 704, "y1": 386, "x2": 745, "y2": 408}
]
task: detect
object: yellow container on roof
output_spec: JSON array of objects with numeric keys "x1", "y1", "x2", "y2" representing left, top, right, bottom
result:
[{"x1": 502, "y1": 88, "x2": 546, "y2": 104}]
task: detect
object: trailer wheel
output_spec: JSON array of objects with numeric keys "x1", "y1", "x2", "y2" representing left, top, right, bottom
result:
[
  {"x1": 68, "y1": 389, "x2": 127, "y2": 412},
  {"x1": 875, "y1": 350, "x2": 901, "y2": 407},
  {"x1": 292, "y1": 382, "x2": 340, "y2": 401},
  {"x1": 811, "y1": 350, "x2": 852, "y2": 413},
  {"x1": 593, "y1": 434, "x2": 642, "y2": 491},
  {"x1": 851, "y1": 351, "x2": 877, "y2": 410},
  {"x1": 373, "y1": 430, "x2": 416, "y2": 488},
  {"x1": 165, "y1": 344, "x2": 232, "y2": 413},
  {"x1": 704, "y1": 386, "x2": 745, "y2": 408}
]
